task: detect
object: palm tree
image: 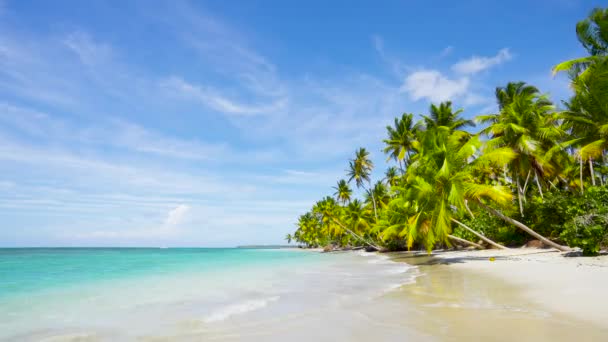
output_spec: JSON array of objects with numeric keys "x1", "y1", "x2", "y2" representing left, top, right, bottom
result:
[
  {"x1": 333, "y1": 179, "x2": 352, "y2": 204},
  {"x1": 383, "y1": 113, "x2": 417, "y2": 171},
  {"x1": 285, "y1": 233, "x2": 293, "y2": 244},
  {"x1": 403, "y1": 125, "x2": 512, "y2": 251},
  {"x1": 295, "y1": 212, "x2": 320, "y2": 247},
  {"x1": 422, "y1": 101, "x2": 474, "y2": 131},
  {"x1": 347, "y1": 148, "x2": 379, "y2": 221},
  {"x1": 370, "y1": 181, "x2": 390, "y2": 209},
  {"x1": 477, "y1": 82, "x2": 563, "y2": 215},
  {"x1": 344, "y1": 199, "x2": 372, "y2": 240},
  {"x1": 553, "y1": 8, "x2": 608, "y2": 78},
  {"x1": 402, "y1": 100, "x2": 572, "y2": 252},
  {"x1": 384, "y1": 166, "x2": 399, "y2": 187},
  {"x1": 312, "y1": 197, "x2": 380, "y2": 249}
]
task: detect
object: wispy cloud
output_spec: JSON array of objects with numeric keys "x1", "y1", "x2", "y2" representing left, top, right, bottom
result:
[
  {"x1": 160, "y1": 76, "x2": 287, "y2": 116},
  {"x1": 452, "y1": 48, "x2": 512, "y2": 75},
  {"x1": 63, "y1": 31, "x2": 113, "y2": 66},
  {"x1": 0, "y1": 1, "x2": 520, "y2": 246},
  {"x1": 401, "y1": 70, "x2": 470, "y2": 102},
  {"x1": 439, "y1": 46, "x2": 454, "y2": 58}
]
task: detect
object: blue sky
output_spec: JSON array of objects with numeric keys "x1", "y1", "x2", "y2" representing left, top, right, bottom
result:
[{"x1": 0, "y1": 0, "x2": 603, "y2": 246}]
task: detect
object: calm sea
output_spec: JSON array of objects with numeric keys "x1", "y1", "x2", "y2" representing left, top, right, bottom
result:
[{"x1": 0, "y1": 248, "x2": 416, "y2": 341}]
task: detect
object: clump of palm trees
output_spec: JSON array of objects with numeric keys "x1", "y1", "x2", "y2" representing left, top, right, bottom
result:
[{"x1": 291, "y1": 7, "x2": 608, "y2": 254}]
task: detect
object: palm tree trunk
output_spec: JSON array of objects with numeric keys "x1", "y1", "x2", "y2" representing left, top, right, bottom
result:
[
  {"x1": 516, "y1": 176, "x2": 524, "y2": 217},
  {"x1": 580, "y1": 156, "x2": 584, "y2": 194},
  {"x1": 464, "y1": 200, "x2": 475, "y2": 218},
  {"x1": 366, "y1": 182, "x2": 379, "y2": 221},
  {"x1": 589, "y1": 158, "x2": 596, "y2": 186},
  {"x1": 522, "y1": 170, "x2": 531, "y2": 198},
  {"x1": 328, "y1": 216, "x2": 381, "y2": 250},
  {"x1": 451, "y1": 218, "x2": 508, "y2": 250},
  {"x1": 534, "y1": 171, "x2": 544, "y2": 199},
  {"x1": 599, "y1": 153, "x2": 606, "y2": 186},
  {"x1": 477, "y1": 202, "x2": 572, "y2": 252},
  {"x1": 448, "y1": 235, "x2": 484, "y2": 249}
]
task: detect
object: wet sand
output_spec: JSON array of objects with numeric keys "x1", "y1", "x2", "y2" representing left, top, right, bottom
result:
[
  {"x1": 154, "y1": 249, "x2": 608, "y2": 341},
  {"x1": 388, "y1": 249, "x2": 608, "y2": 341}
]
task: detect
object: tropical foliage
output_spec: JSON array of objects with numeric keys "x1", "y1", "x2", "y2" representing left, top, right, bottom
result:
[{"x1": 289, "y1": 7, "x2": 608, "y2": 256}]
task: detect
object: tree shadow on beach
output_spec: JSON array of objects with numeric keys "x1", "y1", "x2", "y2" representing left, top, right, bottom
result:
[{"x1": 388, "y1": 251, "x2": 509, "y2": 266}]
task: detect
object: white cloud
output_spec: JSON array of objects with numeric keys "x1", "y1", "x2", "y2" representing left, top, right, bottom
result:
[
  {"x1": 439, "y1": 46, "x2": 453, "y2": 58},
  {"x1": 165, "y1": 204, "x2": 191, "y2": 226},
  {"x1": 452, "y1": 48, "x2": 512, "y2": 75},
  {"x1": 160, "y1": 76, "x2": 287, "y2": 116},
  {"x1": 400, "y1": 70, "x2": 470, "y2": 102},
  {"x1": 0, "y1": 3, "x2": 443, "y2": 246},
  {"x1": 63, "y1": 31, "x2": 112, "y2": 66},
  {"x1": 372, "y1": 35, "x2": 385, "y2": 56},
  {"x1": 0, "y1": 102, "x2": 231, "y2": 161}
]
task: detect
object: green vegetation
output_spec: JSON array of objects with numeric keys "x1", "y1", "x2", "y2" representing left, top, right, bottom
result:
[{"x1": 290, "y1": 7, "x2": 608, "y2": 256}]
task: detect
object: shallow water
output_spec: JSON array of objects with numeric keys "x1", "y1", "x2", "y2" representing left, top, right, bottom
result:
[
  {"x1": 0, "y1": 248, "x2": 416, "y2": 341},
  {"x1": 3, "y1": 248, "x2": 606, "y2": 341}
]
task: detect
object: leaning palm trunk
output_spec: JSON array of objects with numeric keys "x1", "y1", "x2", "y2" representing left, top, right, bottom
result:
[
  {"x1": 477, "y1": 202, "x2": 572, "y2": 252},
  {"x1": 448, "y1": 234, "x2": 484, "y2": 249},
  {"x1": 515, "y1": 176, "x2": 524, "y2": 217},
  {"x1": 328, "y1": 216, "x2": 381, "y2": 250},
  {"x1": 589, "y1": 158, "x2": 596, "y2": 186},
  {"x1": 580, "y1": 157, "x2": 584, "y2": 194},
  {"x1": 451, "y1": 218, "x2": 508, "y2": 250},
  {"x1": 366, "y1": 181, "x2": 379, "y2": 221},
  {"x1": 534, "y1": 171, "x2": 544, "y2": 199},
  {"x1": 522, "y1": 170, "x2": 531, "y2": 198}
]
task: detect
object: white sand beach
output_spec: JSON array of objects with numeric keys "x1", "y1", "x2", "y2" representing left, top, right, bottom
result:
[{"x1": 429, "y1": 248, "x2": 608, "y2": 327}]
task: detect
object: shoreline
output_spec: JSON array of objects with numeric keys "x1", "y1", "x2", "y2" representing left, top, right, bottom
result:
[{"x1": 387, "y1": 247, "x2": 608, "y2": 335}]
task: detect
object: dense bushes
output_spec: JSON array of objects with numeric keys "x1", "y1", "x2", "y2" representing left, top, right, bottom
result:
[
  {"x1": 451, "y1": 187, "x2": 608, "y2": 254},
  {"x1": 561, "y1": 213, "x2": 608, "y2": 255},
  {"x1": 524, "y1": 186, "x2": 608, "y2": 255}
]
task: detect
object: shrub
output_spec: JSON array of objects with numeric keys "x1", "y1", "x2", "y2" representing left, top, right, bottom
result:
[
  {"x1": 560, "y1": 213, "x2": 608, "y2": 256},
  {"x1": 524, "y1": 190, "x2": 582, "y2": 240},
  {"x1": 557, "y1": 186, "x2": 608, "y2": 255}
]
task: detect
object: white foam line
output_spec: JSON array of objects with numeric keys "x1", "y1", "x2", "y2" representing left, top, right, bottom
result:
[{"x1": 202, "y1": 296, "x2": 280, "y2": 323}]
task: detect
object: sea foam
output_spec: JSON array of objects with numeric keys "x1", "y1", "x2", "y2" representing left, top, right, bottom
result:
[{"x1": 202, "y1": 296, "x2": 280, "y2": 323}]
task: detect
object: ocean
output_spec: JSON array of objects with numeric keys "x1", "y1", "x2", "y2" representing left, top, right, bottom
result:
[{"x1": 0, "y1": 248, "x2": 417, "y2": 341}]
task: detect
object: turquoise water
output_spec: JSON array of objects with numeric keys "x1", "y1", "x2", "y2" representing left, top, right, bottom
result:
[
  {"x1": 0, "y1": 248, "x2": 317, "y2": 298},
  {"x1": 0, "y1": 248, "x2": 415, "y2": 341}
]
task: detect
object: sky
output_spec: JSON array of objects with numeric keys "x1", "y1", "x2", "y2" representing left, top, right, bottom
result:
[{"x1": 0, "y1": 0, "x2": 603, "y2": 247}]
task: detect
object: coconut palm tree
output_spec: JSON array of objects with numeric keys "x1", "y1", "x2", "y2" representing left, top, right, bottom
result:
[
  {"x1": 477, "y1": 82, "x2": 563, "y2": 215},
  {"x1": 405, "y1": 103, "x2": 572, "y2": 252},
  {"x1": 403, "y1": 123, "x2": 513, "y2": 251},
  {"x1": 347, "y1": 148, "x2": 379, "y2": 221},
  {"x1": 384, "y1": 166, "x2": 399, "y2": 187},
  {"x1": 343, "y1": 199, "x2": 372, "y2": 239},
  {"x1": 383, "y1": 113, "x2": 417, "y2": 171},
  {"x1": 285, "y1": 233, "x2": 293, "y2": 244},
  {"x1": 562, "y1": 54, "x2": 608, "y2": 192},
  {"x1": 553, "y1": 7, "x2": 608, "y2": 78},
  {"x1": 332, "y1": 179, "x2": 352, "y2": 205},
  {"x1": 312, "y1": 197, "x2": 380, "y2": 249},
  {"x1": 370, "y1": 181, "x2": 391, "y2": 209},
  {"x1": 422, "y1": 101, "x2": 474, "y2": 132}
]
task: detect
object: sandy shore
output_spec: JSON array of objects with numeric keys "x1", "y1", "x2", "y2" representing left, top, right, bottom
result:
[
  {"x1": 388, "y1": 247, "x2": 608, "y2": 340},
  {"x1": 434, "y1": 248, "x2": 608, "y2": 326}
]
